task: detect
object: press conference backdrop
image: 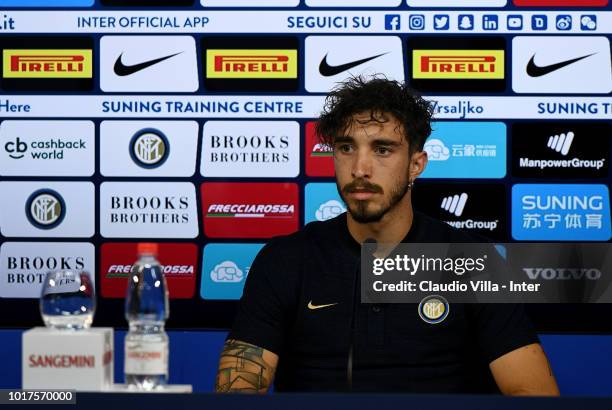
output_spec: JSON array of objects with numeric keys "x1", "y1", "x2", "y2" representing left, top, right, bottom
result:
[{"x1": 0, "y1": 0, "x2": 610, "y2": 332}]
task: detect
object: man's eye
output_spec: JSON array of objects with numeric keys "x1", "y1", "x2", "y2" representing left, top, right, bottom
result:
[
  {"x1": 337, "y1": 144, "x2": 353, "y2": 153},
  {"x1": 375, "y1": 146, "x2": 391, "y2": 155}
]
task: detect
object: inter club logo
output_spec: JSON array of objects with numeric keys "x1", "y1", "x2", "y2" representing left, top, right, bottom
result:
[
  {"x1": 129, "y1": 129, "x2": 170, "y2": 169},
  {"x1": 25, "y1": 189, "x2": 66, "y2": 230}
]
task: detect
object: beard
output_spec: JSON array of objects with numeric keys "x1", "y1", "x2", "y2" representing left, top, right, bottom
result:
[{"x1": 338, "y1": 176, "x2": 411, "y2": 223}]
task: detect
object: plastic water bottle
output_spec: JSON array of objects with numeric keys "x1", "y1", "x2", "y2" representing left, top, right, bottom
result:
[{"x1": 124, "y1": 243, "x2": 169, "y2": 390}]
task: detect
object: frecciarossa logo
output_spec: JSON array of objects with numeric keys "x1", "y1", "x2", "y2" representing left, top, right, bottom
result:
[
  {"x1": 100, "y1": 243, "x2": 197, "y2": 299},
  {"x1": 201, "y1": 183, "x2": 299, "y2": 238}
]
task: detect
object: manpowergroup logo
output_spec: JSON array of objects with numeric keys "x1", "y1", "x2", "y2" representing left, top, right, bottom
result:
[
  {"x1": 0, "y1": 37, "x2": 93, "y2": 92},
  {"x1": 201, "y1": 121, "x2": 299, "y2": 178},
  {"x1": 0, "y1": 121, "x2": 94, "y2": 177},
  {"x1": 413, "y1": 183, "x2": 507, "y2": 240},
  {"x1": 305, "y1": 121, "x2": 334, "y2": 177},
  {"x1": 100, "y1": 182, "x2": 199, "y2": 238},
  {"x1": 0, "y1": 182, "x2": 94, "y2": 238},
  {"x1": 100, "y1": 36, "x2": 198, "y2": 92},
  {"x1": 305, "y1": 36, "x2": 404, "y2": 93},
  {"x1": 200, "y1": 243, "x2": 264, "y2": 300},
  {"x1": 512, "y1": 184, "x2": 611, "y2": 241},
  {"x1": 408, "y1": 37, "x2": 506, "y2": 93},
  {"x1": 100, "y1": 121, "x2": 198, "y2": 177},
  {"x1": 100, "y1": 243, "x2": 197, "y2": 299},
  {"x1": 201, "y1": 182, "x2": 299, "y2": 238},
  {"x1": 0, "y1": 242, "x2": 95, "y2": 299},
  {"x1": 305, "y1": 183, "x2": 346, "y2": 224},
  {"x1": 421, "y1": 122, "x2": 506, "y2": 179},
  {"x1": 202, "y1": 37, "x2": 299, "y2": 92},
  {"x1": 512, "y1": 123, "x2": 610, "y2": 178},
  {"x1": 512, "y1": 37, "x2": 611, "y2": 94}
]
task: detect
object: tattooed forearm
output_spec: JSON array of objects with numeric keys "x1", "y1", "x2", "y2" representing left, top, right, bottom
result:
[{"x1": 216, "y1": 339, "x2": 277, "y2": 393}]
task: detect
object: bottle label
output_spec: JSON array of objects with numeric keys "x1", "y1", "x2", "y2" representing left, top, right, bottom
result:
[{"x1": 124, "y1": 340, "x2": 168, "y2": 375}]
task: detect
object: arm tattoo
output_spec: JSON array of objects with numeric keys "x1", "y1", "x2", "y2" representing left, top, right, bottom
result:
[{"x1": 216, "y1": 340, "x2": 275, "y2": 393}]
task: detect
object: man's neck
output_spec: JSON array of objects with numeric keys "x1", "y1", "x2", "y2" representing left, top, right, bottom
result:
[{"x1": 346, "y1": 195, "x2": 414, "y2": 245}]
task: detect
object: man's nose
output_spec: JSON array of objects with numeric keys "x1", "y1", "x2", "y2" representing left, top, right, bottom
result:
[{"x1": 351, "y1": 150, "x2": 372, "y2": 178}]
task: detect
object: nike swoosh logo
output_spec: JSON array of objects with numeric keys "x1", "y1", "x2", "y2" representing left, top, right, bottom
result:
[
  {"x1": 307, "y1": 301, "x2": 338, "y2": 310},
  {"x1": 526, "y1": 53, "x2": 596, "y2": 78},
  {"x1": 319, "y1": 52, "x2": 387, "y2": 77},
  {"x1": 113, "y1": 52, "x2": 182, "y2": 76}
]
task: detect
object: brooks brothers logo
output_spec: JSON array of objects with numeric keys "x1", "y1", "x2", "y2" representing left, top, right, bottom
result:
[
  {"x1": 412, "y1": 50, "x2": 504, "y2": 79},
  {"x1": 206, "y1": 50, "x2": 298, "y2": 79},
  {"x1": 440, "y1": 193, "x2": 468, "y2": 217},
  {"x1": 129, "y1": 129, "x2": 170, "y2": 169},
  {"x1": 2, "y1": 49, "x2": 92, "y2": 78},
  {"x1": 319, "y1": 52, "x2": 386, "y2": 77},
  {"x1": 114, "y1": 52, "x2": 181, "y2": 77},
  {"x1": 526, "y1": 53, "x2": 595, "y2": 78},
  {"x1": 25, "y1": 189, "x2": 66, "y2": 230},
  {"x1": 201, "y1": 121, "x2": 299, "y2": 178},
  {"x1": 307, "y1": 301, "x2": 338, "y2": 310},
  {"x1": 418, "y1": 295, "x2": 449, "y2": 324}
]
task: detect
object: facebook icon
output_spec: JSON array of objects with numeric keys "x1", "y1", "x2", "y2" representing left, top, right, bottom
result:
[{"x1": 385, "y1": 14, "x2": 401, "y2": 31}]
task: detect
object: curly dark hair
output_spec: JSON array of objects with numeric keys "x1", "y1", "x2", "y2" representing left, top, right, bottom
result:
[{"x1": 316, "y1": 75, "x2": 433, "y2": 153}]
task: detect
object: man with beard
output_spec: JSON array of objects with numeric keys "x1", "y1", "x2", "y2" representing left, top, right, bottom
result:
[{"x1": 215, "y1": 77, "x2": 559, "y2": 395}]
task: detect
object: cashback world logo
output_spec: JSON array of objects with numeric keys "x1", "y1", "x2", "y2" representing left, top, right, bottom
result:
[
  {"x1": 0, "y1": 121, "x2": 94, "y2": 177},
  {"x1": 512, "y1": 184, "x2": 611, "y2": 241}
]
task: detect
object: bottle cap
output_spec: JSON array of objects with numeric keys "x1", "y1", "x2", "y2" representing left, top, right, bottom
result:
[{"x1": 137, "y1": 242, "x2": 159, "y2": 256}]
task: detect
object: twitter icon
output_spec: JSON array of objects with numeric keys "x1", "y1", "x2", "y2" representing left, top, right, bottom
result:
[{"x1": 433, "y1": 14, "x2": 449, "y2": 30}]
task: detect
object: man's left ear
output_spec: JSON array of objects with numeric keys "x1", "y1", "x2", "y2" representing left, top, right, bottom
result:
[{"x1": 409, "y1": 150, "x2": 428, "y2": 180}]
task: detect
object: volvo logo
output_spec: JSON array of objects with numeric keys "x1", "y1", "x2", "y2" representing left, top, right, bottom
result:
[
  {"x1": 129, "y1": 129, "x2": 170, "y2": 169},
  {"x1": 25, "y1": 189, "x2": 66, "y2": 229}
]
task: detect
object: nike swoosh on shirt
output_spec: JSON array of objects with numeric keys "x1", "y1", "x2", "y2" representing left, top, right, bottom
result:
[
  {"x1": 113, "y1": 52, "x2": 182, "y2": 76},
  {"x1": 526, "y1": 53, "x2": 596, "y2": 78},
  {"x1": 307, "y1": 301, "x2": 339, "y2": 310},
  {"x1": 319, "y1": 52, "x2": 387, "y2": 77}
]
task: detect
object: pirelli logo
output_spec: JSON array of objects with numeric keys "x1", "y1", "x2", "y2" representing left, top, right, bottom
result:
[
  {"x1": 206, "y1": 49, "x2": 298, "y2": 79},
  {"x1": 412, "y1": 50, "x2": 504, "y2": 79},
  {"x1": 3, "y1": 49, "x2": 93, "y2": 79}
]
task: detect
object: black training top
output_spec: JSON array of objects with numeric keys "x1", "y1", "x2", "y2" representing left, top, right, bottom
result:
[{"x1": 228, "y1": 211, "x2": 539, "y2": 393}]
